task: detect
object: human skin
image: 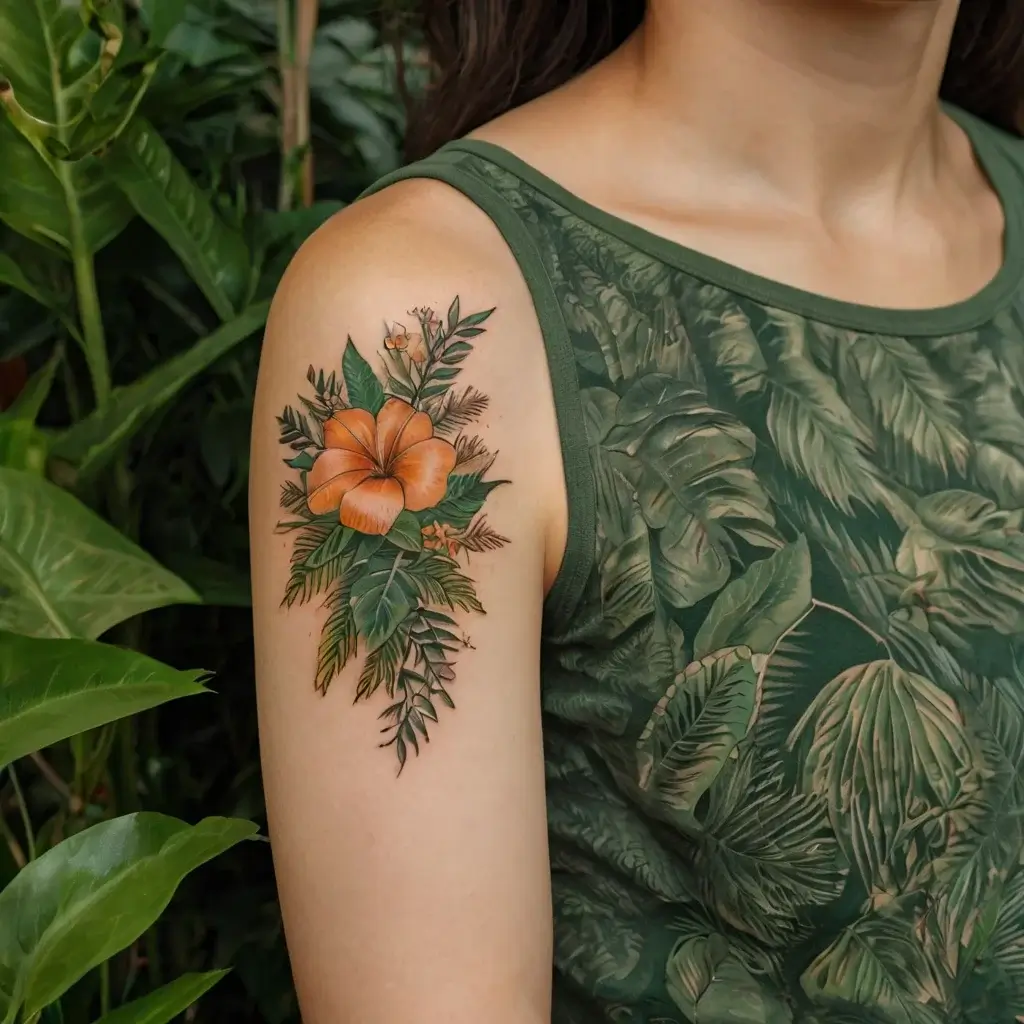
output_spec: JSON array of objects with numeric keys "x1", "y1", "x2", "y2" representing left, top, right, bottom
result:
[{"x1": 249, "y1": 2, "x2": 1004, "y2": 1021}]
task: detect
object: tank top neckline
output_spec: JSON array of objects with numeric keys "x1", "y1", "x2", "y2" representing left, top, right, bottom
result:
[{"x1": 444, "y1": 105, "x2": 1024, "y2": 337}]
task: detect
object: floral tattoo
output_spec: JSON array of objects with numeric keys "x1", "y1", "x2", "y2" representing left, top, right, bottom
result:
[{"x1": 276, "y1": 299, "x2": 509, "y2": 771}]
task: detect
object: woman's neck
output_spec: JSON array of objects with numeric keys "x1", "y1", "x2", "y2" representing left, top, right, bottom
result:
[{"x1": 608, "y1": 0, "x2": 962, "y2": 214}]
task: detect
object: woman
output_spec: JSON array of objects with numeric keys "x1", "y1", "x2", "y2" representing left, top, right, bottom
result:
[{"x1": 249, "y1": 2, "x2": 1024, "y2": 1020}]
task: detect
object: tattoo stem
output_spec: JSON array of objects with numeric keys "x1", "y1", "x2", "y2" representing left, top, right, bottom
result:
[
  {"x1": 385, "y1": 551, "x2": 404, "y2": 591},
  {"x1": 409, "y1": 321, "x2": 456, "y2": 407}
]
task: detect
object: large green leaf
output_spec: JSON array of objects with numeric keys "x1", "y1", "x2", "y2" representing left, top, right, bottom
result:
[
  {"x1": 0, "y1": 0, "x2": 134, "y2": 253},
  {"x1": 789, "y1": 660, "x2": 973, "y2": 892},
  {"x1": 350, "y1": 554, "x2": 417, "y2": 653},
  {"x1": 0, "y1": 0, "x2": 81, "y2": 125},
  {"x1": 341, "y1": 339, "x2": 385, "y2": 414},
  {"x1": 603, "y1": 374, "x2": 780, "y2": 609},
  {"x1": 140, "y1": 0, "x2": 191, "y2": 48},
  {"x1": 666, "y1": 934, "x2": 792, "y2": 1024},
  {"x1": 636, "y1": 645, "x2": 757, "y2": 819},
  {"x1": 425, "y1": 470, "x2": 504, "y2": 529},
  {"x1": 385, "y1": 510, "x2": 423, "y2": 552},
  {"x1": 91, "y1": 971, "x2": 228, "y2": 1024},
  {"x1": 694, "y1": 537, "x2": 812, "y2": 659},
  {"x1": 0, "y1": 467, "x2": 198, "y2": 638},
  {"x1": 0, "y1": 813, "x2": 257, "y2": 1024},
  {"x1": 51, "y1": 300, "x2": 270, "y2": 480},
  {"x1": 104, "y1": 118, "x2": 250, "y2": 320},
  {"x1": 0, "y1": 113, "x2": 132, "y2": 254},
  {"x1": 0, "y1": 631, "x2": 207, "y2": 767},
  {"x1": 801, "y1": 906, "x2": 948, "y2": 1024}
]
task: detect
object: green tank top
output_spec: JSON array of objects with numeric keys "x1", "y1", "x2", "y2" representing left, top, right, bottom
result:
[{"x1": 364, "y1": 106, "x2": 1024, "y2": 1023}]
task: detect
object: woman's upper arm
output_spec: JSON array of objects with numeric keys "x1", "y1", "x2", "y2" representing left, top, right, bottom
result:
[{"x1": 249, "y1": 183, "x2": 561, "y2": 1024}]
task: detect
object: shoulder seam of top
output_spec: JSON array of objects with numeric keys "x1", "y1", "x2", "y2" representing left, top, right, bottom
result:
[{"x1": 358, "y1": 154, "x2": 597, "y2": 635}]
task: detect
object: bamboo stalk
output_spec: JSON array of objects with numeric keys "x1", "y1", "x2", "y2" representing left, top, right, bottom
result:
[
  {"x1": 278, "y1": 0, "x2": 320, "y2": 210},
  {"x1": 295, "y1": 0, "x2": 319, "y2": 208}
]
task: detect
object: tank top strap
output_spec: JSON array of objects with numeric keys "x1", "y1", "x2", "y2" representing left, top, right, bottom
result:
[{"x1": 358, "y1": 145, "x2": 597, "y2": 635}]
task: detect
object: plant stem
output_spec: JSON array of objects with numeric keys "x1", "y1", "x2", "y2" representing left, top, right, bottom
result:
[
  {"x1": 8, "y1": 765, "x2": 35, "y2": 862},
  {"x1": 0, "y1": 803, "x2": 26, "y2": 869},
  {"x1": 60, "y1": 352, "x2": 82, "y2": 422},
  {"x1": 68, "y1": 218, "x2": 111, "y2": 409},
  {"x1": 277, "y1": 0, "x2": 319, "y2": 209},
  {"x1": 47, "y1": 19, "x2": 110, "y2": 409},
  {"x1": 756, "y1": 598, "x2": 895, "y2": 700},
  {"x1": 409, "y1": 324, "x2": 456, "y2": 407},
  {"x1": 812, "y1": 599, "x2": 893, "y2": 657},
  {"x1": 115, "y1": 718, "x2": 140, "y2": 814},
  {"x1": 140, "y1": 278, "x2": 209, "y2": 336},
  {"x1": 29, "y1": 752, "x2": 71, "y2": 801},
  {"x1": 384, "y1": 550, "x2": 404, "y2": 591},
  {"x1": 100, "y1": 960, "x2": 111, "y2": 1016}
]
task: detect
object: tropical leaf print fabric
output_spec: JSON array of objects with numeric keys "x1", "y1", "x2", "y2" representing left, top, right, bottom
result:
[{"x1": 368, "y1": 139, "x2": 1024, "y2": 1022}]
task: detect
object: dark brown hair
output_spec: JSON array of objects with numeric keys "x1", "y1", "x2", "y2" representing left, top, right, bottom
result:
[{"x1": 401, "y1": 0, "x2": 1024, "y2": 161}]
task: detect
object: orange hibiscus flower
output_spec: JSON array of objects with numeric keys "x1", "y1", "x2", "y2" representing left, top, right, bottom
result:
[{"x1": 307, "y1": 398, "x2": 457, "y2": 535}]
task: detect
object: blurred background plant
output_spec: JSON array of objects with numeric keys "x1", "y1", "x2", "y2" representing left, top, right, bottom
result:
[{"x1": 0, "y1": 1, "x2": 416, "y2": 1020}]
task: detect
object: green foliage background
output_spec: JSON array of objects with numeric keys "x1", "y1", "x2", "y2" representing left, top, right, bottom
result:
[{"x1": 0, "y1": 1, "x2": 412, "y2": 1021}]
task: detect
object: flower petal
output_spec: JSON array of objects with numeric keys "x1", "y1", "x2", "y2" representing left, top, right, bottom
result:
[
  {"x1": 324, "y1": 408, "x2": 377, "y2": 457},
  {"x1": 340, "y1": 476, "x2": 406, "y2": 535},
  {"x1": 376, "y1": 397, "x2": 434, "y2": 466},
  {"x1": 306, "y1": 448, "x2": 375, "y2": 515},
  {"x1": 390, "y1": 437, "x2": 457, "y2": 512}
]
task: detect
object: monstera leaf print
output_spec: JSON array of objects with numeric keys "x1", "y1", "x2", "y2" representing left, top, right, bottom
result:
[
  {"x1": 896, "y1": 490, "x2": 1024, "y2": 638},
  {"x1": 789, "y1": 660, "x2": 973, "y2": 894},
  {"x1": 636, "y1": 646, "x2": 757, "y2": 821},
  {"x1": 452, "y1": 156, "x2": 1024, "y2": 1022},
  {"x1": 802, "y1": 904, "x2": 950, "y2": 1024},
  {"x1": 602, "y1": 374, "x2": 780, "y2": 609}
]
